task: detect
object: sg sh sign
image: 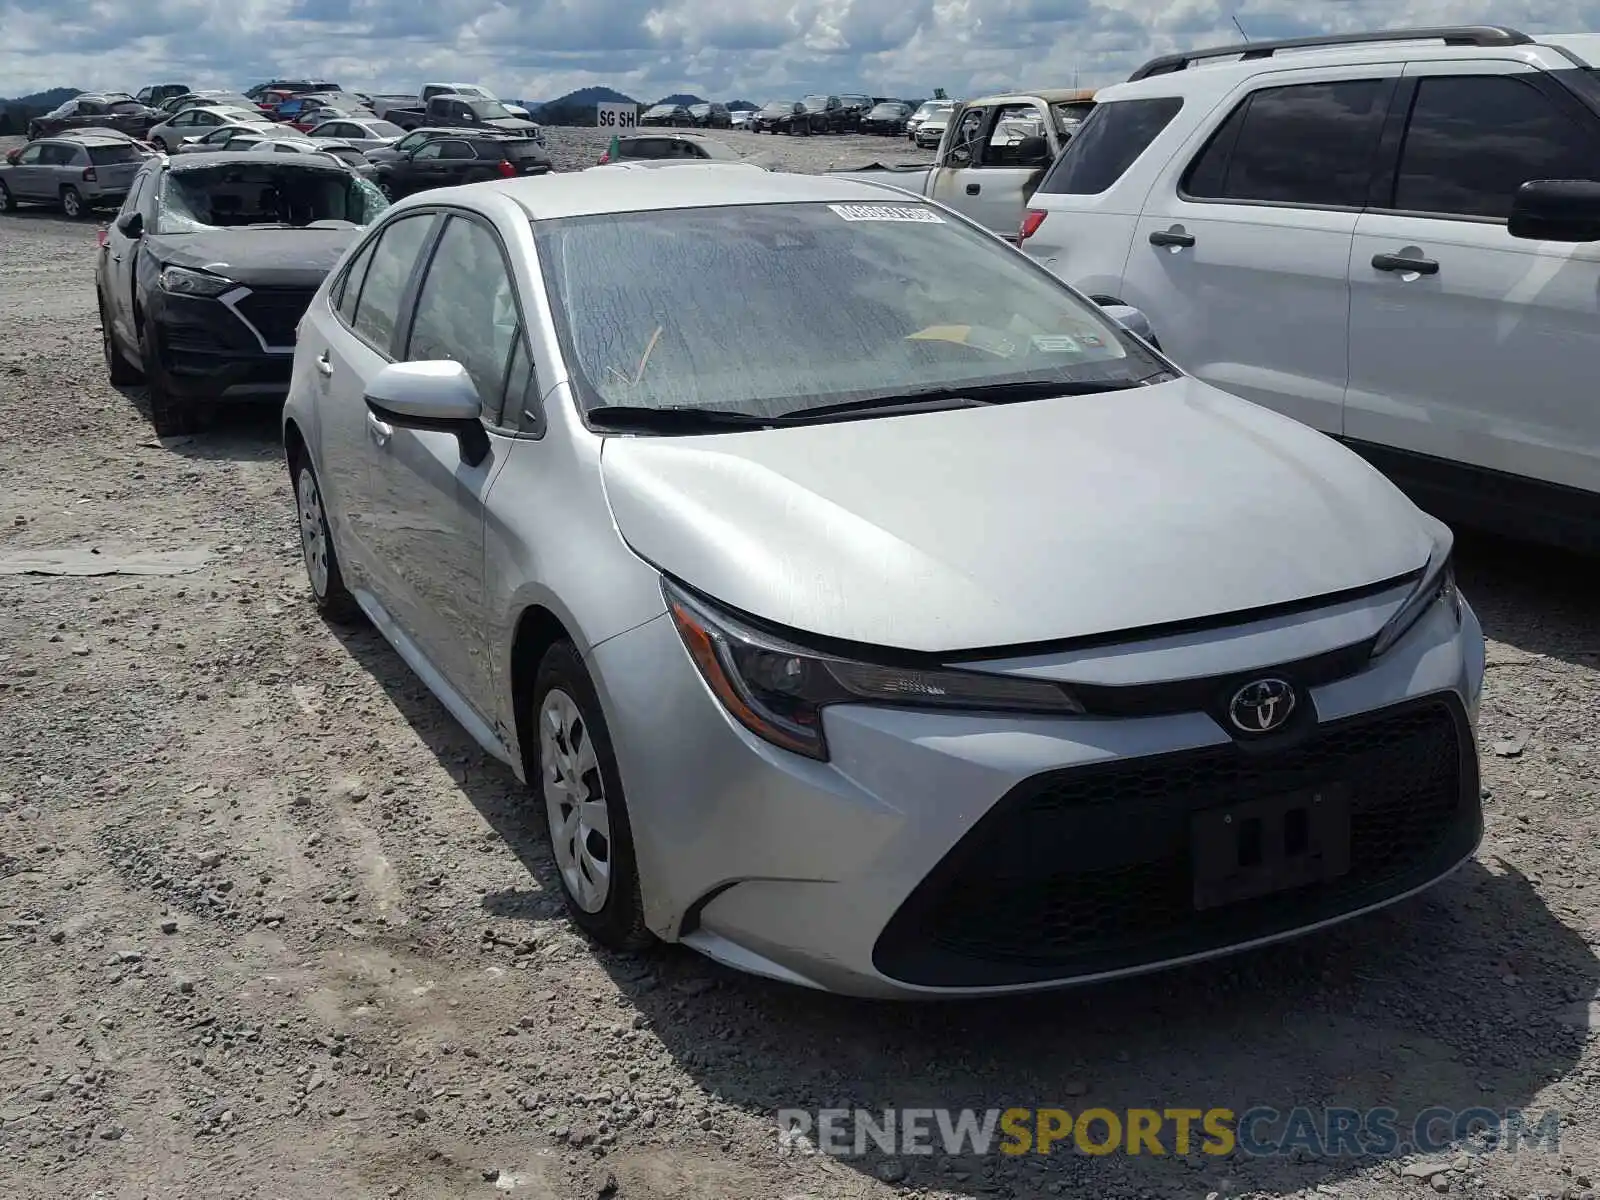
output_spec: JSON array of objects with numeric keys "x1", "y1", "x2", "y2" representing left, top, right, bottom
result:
[{"x1": 597, "y1": 103, "x2": 639, "y2": 129}]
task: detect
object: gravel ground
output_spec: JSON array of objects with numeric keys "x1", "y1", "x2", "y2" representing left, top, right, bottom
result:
[{"x1": 2, "y1": 123, "x2": 1599, "y2": 1200}]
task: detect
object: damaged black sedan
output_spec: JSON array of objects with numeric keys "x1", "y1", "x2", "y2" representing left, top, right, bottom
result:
[{"x1": 94, "y1": 151, "x2": 387, "y2": 436}]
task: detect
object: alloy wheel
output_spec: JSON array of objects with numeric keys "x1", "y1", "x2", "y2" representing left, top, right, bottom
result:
[
  {"x1": 540, "y1": 688, "x2": 611, "y2": 913},
  {"x1": 295, "y1": 466, "x2": 330, "y2": 598}
]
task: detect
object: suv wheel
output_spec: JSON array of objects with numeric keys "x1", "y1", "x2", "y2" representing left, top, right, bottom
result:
[
  {"x1": 530, "y1": 642, "x2": 653, "y2": 952},
  {"x1": 151, "y1": 136, "x2": 168, "y2": 153},
  {"x1": 98, "y1": 293, "x2": 143, "y2": 386},
  {"x1": 60, "y1": 186, "x2": 84, "y2": 219},
  {"x1": 292, "y1": 454, "x2": 361, "y2": 622},
  {"x1": 142, "y1": 341, "x2": 196, "y2": 437},
  {"x1": 0, "y1": 181, "x2": 14, "y2": 213}
]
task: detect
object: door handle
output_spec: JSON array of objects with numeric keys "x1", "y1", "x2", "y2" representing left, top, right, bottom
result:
[
  {"x1": 366, "y1": 411, "x2": 392, "y2": 446},
  {"x1": 110, "y1": 254, "x2": 122, "y2": 263},
  {"x1": 315, "y1": 352, "x2": 333, "y2": 377},
  {"x1": 965, "y1": 182, "x2": 981, "y2": 195},
  {"x1": 1149, "y1": 229, "x2": 1196, "y2": 248},
  {"x1": 1371, "y1": 252, "x2": 1439, "y2": 275}
]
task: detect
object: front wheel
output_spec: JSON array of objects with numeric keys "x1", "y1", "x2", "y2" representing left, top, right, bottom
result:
[
  {"x1": 143, "y1": 344, "x2": 196, "y2": 437},
  {"x1": 99, "y1": 293, "x2": 142, "y2": 385},
  {"x1": 0, "y1": 181, "x2": 14, "y2": 213},
  {"x1": 292, "y1": 455, "x2": 361, "y2": 623},
  {"x1": 531, "y1": 642, "x2": 652, "y2": 951},
  {"x1": 152, "y1": 137, "x2": 168, "y2": 153}
]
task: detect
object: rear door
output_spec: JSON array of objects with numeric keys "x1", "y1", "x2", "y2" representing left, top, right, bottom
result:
[
  {"x1": 932, "y1": 100, "x2": 1055, "y2": 239},
  {"x1": 1346, "y1": 62, "x2": 1600, "y2": 500},
  {"x1": 1118, "y1": 65, "x2": 1402, "y2": 436}
]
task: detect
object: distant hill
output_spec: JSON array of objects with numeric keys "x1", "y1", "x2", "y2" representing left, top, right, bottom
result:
[
  {"x1": 727, "y1": 100, "x2": 756, "y2": 111},
  {"x1": 657, "y1": 93, "x2": 704, "y2": 106},
  {"x1": 532, "y1": 85, "x2": 640, "y2": 126},
  {"x1": 0, "y1": 87, "x2": 81, "y2": 136}
]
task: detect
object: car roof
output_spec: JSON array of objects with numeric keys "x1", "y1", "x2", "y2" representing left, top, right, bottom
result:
[
  {"x1": 166, "y1": 150, "x2": 351, "y2": 169},
  {"x1": 445, "y1": 166, "x2": 931, "y2": 221}
]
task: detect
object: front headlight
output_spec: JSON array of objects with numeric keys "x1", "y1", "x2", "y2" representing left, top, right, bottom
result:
[
  {"x1": 159, "y1": 265, "x2": 235, "y2": 297},
  {"x1": 1370, "y1": 521, "x2": 1462, "y2": 658},
  {"x1": 663, "y1": 578, "x2": 1083, "y2": 761}
]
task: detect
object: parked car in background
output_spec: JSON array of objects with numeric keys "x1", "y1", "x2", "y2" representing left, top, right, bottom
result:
[
  {"x1": 373, "y1": 132, "x2": 552, "y2": 199},
  {"x1": 95, "y1": 150, "x2": 388, "y2": 435},
  {"x1": 136, "y1": 83, "x2": 192, "y2": 108},
  {"x1": 28, "y1": 94, "x2": 159, "y2": 140},
  {"x1": 833, "y1": 89, "x2": 1095, "y2": 240},
  {"x1": 305, "y1": 117, "x2": 407, "y2": 151},
  {"x1": 54, "y1": 127, "x2": 158, "y2": 153},
  {"x1": 908, "y1": 101, "x2": 953, "y2": 145},
  {"x1": 361, "y1": 126, "x2": 459, "y2": 166},
  {"x1": 687, "y1": 102, "x2": 732, "y2": 128},
  {"x1": 752, "y1": 101, "x2": 809, "y2": 134},
  {"x1": 860, "y1": 101, "x2": 912, "y2": 135},
  {"x1": 838, "y1": 94, "x2": 875, "y2": 130},
  {"x1": 172, "y1": 122, "x2": 281, "y2": 153},
  {"x1": 597, "y1": 133, "x2": 746, "y2": 164},
  {"x1": 1020, "y1": 24, "x2": 1600, "y2": 553},
  {"x1": 730, "y1": 108, "x2": 757, "y2": 129},
  {"x1": 162, "y1": 92, "x2": 262, "y2": 117},
  {"x1": 281, "y1": 166, "x2": 1485, "y2": 999},
  {"x1": 415, "y1": 83, "x2": 533, "y2": 120},
  {"x1": 800, "y1": 94, "x2": 847, "y2": 133},
  {"x1": 148, "y1": 105, "x2": 274, "y2": 152},
  {"x1": 381, "y1": 94, "x2": 544, "y2": 137},
  {"x1": 312, "y1": 143, "x2": 382, "y2": 183},
  {"x1": 640, "y1": 103, "x2": 694, "y2": 127},
  {"x1": 287, "y1": 97, "x2": 382, "y2": 133},
  {"x1": 0, "y1": 135, "x2": 147, "y2": 217},
  {"x1": 246, "y1": 80, "x2": 342, "y2": 104}
]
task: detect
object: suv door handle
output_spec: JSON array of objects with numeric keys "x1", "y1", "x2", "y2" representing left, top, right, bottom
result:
[
  {"x1": 315, "y1": 352, "x2": 333, "y2": 377},
  {"x1": 366, "y1": 411, "x2": 392, "y2": 446},
  {"x1": 965, "y1": 182, "x2": 981, "y2": 195},
  {"x1": 1372, "y1": 252, "x2": 1439, "y2": 275},
  {"x1": 1149, "y1": 229, "x2": 1196, "y2": 248}
]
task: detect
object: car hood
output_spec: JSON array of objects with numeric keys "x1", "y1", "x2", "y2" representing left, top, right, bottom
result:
[
  {"x1": 147, "y1": 229, "x2": 359, "y2": 288},
  {"x1": 599, "y1": 376, "x2": 1435, "y2": 653}
]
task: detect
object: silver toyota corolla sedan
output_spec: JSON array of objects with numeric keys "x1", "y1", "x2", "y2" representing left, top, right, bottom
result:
[{"x1": 283, "y1": 167, "x2": 1486, "y2": 999}]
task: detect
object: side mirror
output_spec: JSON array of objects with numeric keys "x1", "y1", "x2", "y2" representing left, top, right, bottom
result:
[
  {"x1": 363, "y1": 361, "x2": 489, "y2": 466},
  {"x1": 116, "y1": 211, "x2": 143, "y2": 238},
  {"x1": 1508, "y1": 179, "x2": 1600, "y2": 243},
  {"x1": 4, "y1": 148, "x2": 18, "y2": 164},
  {"x1": 1097, "y1": 302, "x2": 1156, "y2": 345},
  {"x1": 1014, "y1": 135, "x2": 1050, "y2": 165}
]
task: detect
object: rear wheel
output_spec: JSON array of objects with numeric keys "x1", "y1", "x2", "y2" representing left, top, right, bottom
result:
[
  {"x1": 0, "y1": 182, "x2": 14, "y2": 213},
  {"x1": 152, "y1": 137, "x2": 168, "y2": 153},
  {"x1": 60, "y1": 186, "x2": 84, "y2": 219}
]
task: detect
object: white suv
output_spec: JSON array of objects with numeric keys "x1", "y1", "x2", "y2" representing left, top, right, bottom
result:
[{"x1": 1020, "y1": 25, "x2": 1600, "y2": 553}]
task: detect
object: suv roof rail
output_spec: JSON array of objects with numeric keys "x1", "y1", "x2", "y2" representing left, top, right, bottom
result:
[{"x1": 1127, "y1": 25, "x2": 1535, "y2": 81}]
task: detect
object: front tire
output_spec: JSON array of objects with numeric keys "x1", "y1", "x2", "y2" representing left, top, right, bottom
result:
[
  {"x1": 0, "y1": 181, "x2": 14, "y2": 213},
  {"x1": 152, "y1": 137, "x2": 168, "y2": 153},
  {"x1": 532, "y1": 642, "x2": 652, "y2": 952},
  {"x1": 99, "y1": 293, "x2": 143, "y2": 385},
  {"x1": 143, "y1": 342, "x2": 196, "y2": 437},
  {"x1": 292, "y1": 455, "x2": 361, "y2": 623}
]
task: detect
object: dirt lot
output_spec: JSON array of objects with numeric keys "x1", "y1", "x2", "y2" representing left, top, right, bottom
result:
[{"x1": 2, "y1": 124, "x2": 1599, "y2": 1200}]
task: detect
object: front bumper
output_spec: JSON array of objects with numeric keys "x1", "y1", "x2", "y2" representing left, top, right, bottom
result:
[
  {"x1": 589, "y1": 590, "x2": 1486, "y2": 998},
  {"x1": 148, "y1": 285, "x2": 314, "y2": 401}
]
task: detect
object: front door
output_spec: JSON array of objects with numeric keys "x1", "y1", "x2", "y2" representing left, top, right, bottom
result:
[
  {"x1": 932, "y1": 101, "x2": 1054, "y2": 239},
  {"x1": 362, "y1": 211, "x2": 524, "y2": 711},
  {"x1": 1118, "y1": 66, "x2": 1402, "y2": 437},
  {"x1": 8, "y1": 143, "x2": 45, "y2": 199},
  {"x1": 1345, "y1": 61, "x2": 1600, "y2": 498}
]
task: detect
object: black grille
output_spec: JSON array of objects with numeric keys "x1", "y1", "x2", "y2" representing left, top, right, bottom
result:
[
  {"x1": 231, "y1": 288, "x2": 315, "y2": 348},
  {"x1": 873, "y1": 695, "x2": 1479, "y2": 988}
]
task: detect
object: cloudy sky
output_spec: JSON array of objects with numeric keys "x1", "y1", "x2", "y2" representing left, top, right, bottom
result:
[{"x1": 0, "y1": 0, "x2": 1592, "y2": 104}]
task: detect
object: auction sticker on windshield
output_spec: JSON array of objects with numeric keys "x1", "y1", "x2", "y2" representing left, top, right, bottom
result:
[{"x1": 828, "y1": 203, "x2": 944, "y2": 223}]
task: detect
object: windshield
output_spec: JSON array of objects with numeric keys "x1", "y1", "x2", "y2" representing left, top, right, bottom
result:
[
  {"x1": 646, "y1": 105, "x2": 677, "y2": 116},
  {"x1": 802, "y1": 96, "x2": 830, "y2": 111},
  {"x1": 534, "y1": 201, "x2": 1162, "y2": 420},
  {"x1": 870, "y1": 104, "x2": 901, "y2": 116},
  {"x1": 156, "y1": 162, "x2": 388, "y2": 231},
  {"x1": 466, "y1": 100, "x2": 513, "y2": 119},
  {"x1": 108, "y1": 101, "x2": 145, "y2": 115},
  {"x1": 369, "y1": 120, "x2": 405, "y2": 137},
  {"x1": 760, "y1": 102, "x2": 791, "y2": 114}
]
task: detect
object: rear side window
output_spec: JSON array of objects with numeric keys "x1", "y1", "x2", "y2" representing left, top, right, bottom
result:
[
  {"x1": 350, "y1": 213, "x2": 437, "y2": 352},
  {"x1": 89, "y1": 145, "x2": 142, "y2": 164},
  {"x1": 1036, "y1": 97, "x2": 1182, "y2": 195},
  {"x1": 1391, "y1": 75, "x2": 1600, "y2": 219},
  {"x1": 499, "y1": 140, "x2": 547, "y2": 159},
  {"x1": 1182, "y1": 80, "x2": 1387, "y2": 208}
]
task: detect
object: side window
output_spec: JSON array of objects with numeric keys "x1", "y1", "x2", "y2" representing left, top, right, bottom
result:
[
  {"x1": 949, "y1": 107, "x2": 987, "y2": 159},
  {"x1": 350, "y1": 213, "x2": 437, "y2": 353},
  {"x1": 413, "y1": 142, "x2": 444, "y2": 160},
  {"x1": 982, "y1": 103, "x2": 1047, "y2": 167},
  {"x1": 335, "y1": 236, "x2": 378, "y2": 322},
  {"x1": 1392, "y1": 75, "x2": 1599, "y2": 220},
  {"x1": 43, "y1": 145, "x2": 80, "y2": 166},
  {"x1": 403, "y1": 215, "x2": 522, "y2": 420},
  {"x1": 1037, "y1": 97, "x2": 1184, "y2": 196},
  {"x1": 1183, "y1": 79, "x2": 1388, "y2": 209},
  {"x1": 119, "y1": 173, "x2": 146, "y2": 216},
  {"x1": 502, "y1": 335, "x2": 542, "y2": 434},
  {"x1": 16, "y1": 145, "x2": 44, "y2": 165},
  {"x1": 440, "y1": 140, "x2": 473, "y2": 159}
]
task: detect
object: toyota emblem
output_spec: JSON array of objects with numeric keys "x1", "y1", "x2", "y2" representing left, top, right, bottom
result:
[{"x1": 1228, "y1": 678, "x2": 1297, "y2": 734}]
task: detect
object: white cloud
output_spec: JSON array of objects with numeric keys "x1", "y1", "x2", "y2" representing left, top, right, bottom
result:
[{"x1": 3, "y1": 0, "x2": 1599, "y2": 104}]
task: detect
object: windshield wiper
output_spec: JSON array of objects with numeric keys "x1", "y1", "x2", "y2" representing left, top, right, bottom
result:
[
  {"x1": 585, "y1": 405, "x2": 792, "y2": 432},
  {"x1": 783, "y1": 377, "x2": 1151, "y2": 420}
]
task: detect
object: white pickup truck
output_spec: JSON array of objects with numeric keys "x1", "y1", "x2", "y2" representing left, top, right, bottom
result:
[{"x1": 828, "y1": 88, "x2": 1095, "y2": 241}]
